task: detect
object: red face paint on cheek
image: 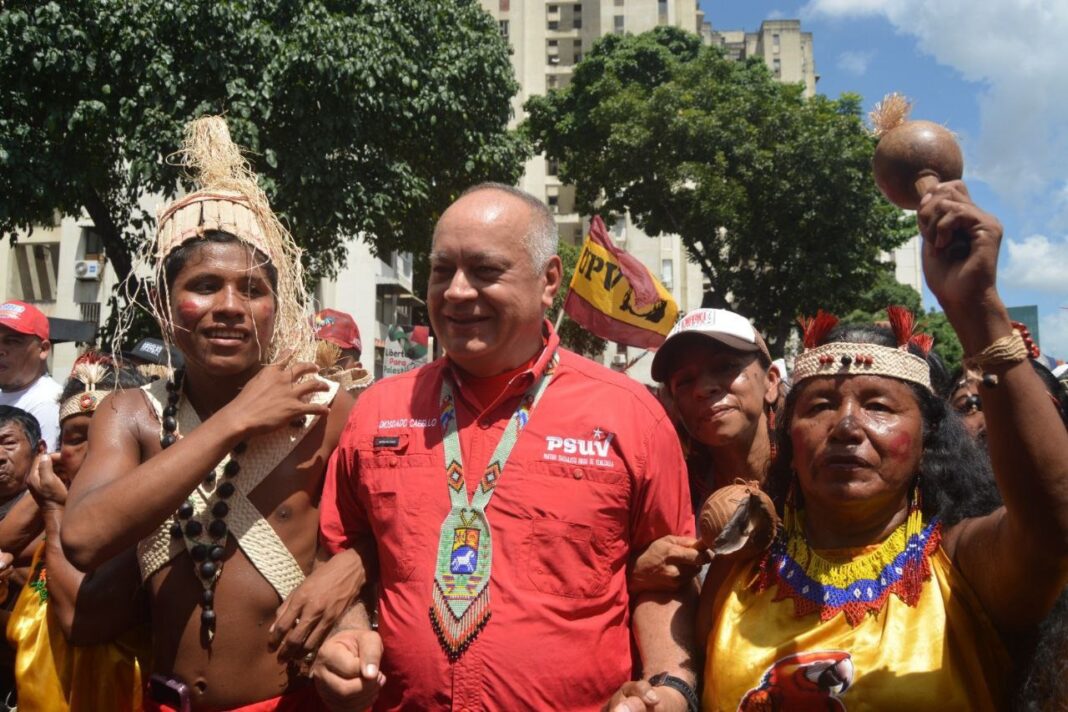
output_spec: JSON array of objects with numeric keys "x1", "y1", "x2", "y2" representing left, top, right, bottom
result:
[
  {"x1": 888, "y1": 432, "x2": 914, "y2": 461},
  {"x1": 176, "y1": 299, "x2": 203, "y2": 323}
]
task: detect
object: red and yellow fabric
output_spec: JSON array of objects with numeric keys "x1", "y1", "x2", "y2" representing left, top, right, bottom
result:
[
  {"x1": 563, "y1": 216, "x2": 679, "y2": 349},
  {"x1": 703, "y1": 544, "x2": 1011, "y2": 711},
  {"x1": 6, "y1": 542, "x2": 147, "y2": 711}
]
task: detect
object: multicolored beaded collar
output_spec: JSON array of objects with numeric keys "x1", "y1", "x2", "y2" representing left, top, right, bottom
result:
[{"x1": 753, "y1": 487, "x2": 942, "y2": 626}]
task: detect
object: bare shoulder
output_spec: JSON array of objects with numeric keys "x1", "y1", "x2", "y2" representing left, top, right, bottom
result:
[
  {"x1": 323, "y1": 387, "x2": 355, "y2": 447},
  {"x1": 75, "y1": 387, "x2": 160, "y2": 496}
]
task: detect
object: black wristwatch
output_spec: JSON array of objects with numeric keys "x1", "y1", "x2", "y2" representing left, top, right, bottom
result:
[{"x1": 647, "y1": 672, "x2": 699, "y2": 712}]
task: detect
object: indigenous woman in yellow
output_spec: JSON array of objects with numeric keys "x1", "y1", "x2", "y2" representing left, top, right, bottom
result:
[
  {"x1": 6, "y1": 357, "x2": 148, "y2": 710},
  {"x1": 699, "y1": 182, "x2": 1068, "y2": 711}
]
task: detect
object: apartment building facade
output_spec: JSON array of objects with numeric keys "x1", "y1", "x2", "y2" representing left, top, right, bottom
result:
[{"x1": 479, "y1": 1, "x2": 820, "y2": 381}]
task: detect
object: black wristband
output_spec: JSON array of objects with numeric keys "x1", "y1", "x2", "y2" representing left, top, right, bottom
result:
[{"x1": 647, "y1": 672, "x2": 699, "y2": 712}]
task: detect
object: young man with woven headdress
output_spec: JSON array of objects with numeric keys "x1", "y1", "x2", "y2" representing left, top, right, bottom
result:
[{"x1": 61, "y1": 118, "x2": 358, "y2": 711}]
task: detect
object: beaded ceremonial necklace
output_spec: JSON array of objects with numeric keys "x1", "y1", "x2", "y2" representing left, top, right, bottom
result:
[
  {"x1": 160, "y1": 369, "x2": 246, "y2": 638},
  {"x1": 429, "y1": 352, "x2": 557, "y2": 660},
  {"x1": 754, "y1": 486, "x2": 942, "y2": 627}
]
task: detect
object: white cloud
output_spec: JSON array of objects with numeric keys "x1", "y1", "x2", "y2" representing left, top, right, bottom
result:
[
  {"x1": 837, "y1": 50, "x2": 875, "y2": 76},
  {"x1": 768, "y1": 9, "x2": 786, "y2": 19},
  {"x1": 1040, "y1": 308, "x2": 1068, "y2": 360},
  {"x1": 1001, "y1": 234, "x2": 1068, "y2": 293},
  {"x1": 803, "y1": 0, "x2": 1068, "y2": 219}
]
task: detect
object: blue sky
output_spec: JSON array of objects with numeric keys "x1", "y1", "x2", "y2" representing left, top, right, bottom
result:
[{"x1": 700, "y1": 0, "x2": 1068, "y2": 360}]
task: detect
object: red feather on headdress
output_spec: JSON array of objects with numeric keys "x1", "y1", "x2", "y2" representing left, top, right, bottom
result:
[
  {"x1": 71, "y1": 350, "x2": 112, "y2": 369},
  {"x1": 886, "y1": 305, "x2": 915, "y2": 348},
  {"x1": 910, "y1": 333, "x2": 935, "y2": 356},
  {"x1": 798, "y1": 311, "x2": 839, "y2": 349}
]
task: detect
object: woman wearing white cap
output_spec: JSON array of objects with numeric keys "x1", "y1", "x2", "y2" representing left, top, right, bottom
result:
[{"x1": 630, "y1": 308, "x2": 781, "y2": 592}]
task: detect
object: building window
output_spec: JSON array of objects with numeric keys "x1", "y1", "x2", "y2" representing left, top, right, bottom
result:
[
  {"x1": 773, "y1": 33, "x2": 780, "y2": 52},
  {"x1": 547, "y1": 194, "x2": 560, "y2": 213},
  {"x1": 548, "y1": 39, "x2": 559, "y2": 47},
  {"x1": 10, "y1": 242, "x2": 59, "y2": 302},
  {"x1": 661, "y1": 259, "x2": 674, "y2": 289},
  {"x1": 773, "y1": 58, "x2": 781, "y2": 76},
  {"x1": 547, "y1": 159, "x2": 560, "y2": 177},
  {"x1": 613, "y1": 15, "x2": 624, "y2": 33},
  {"x1": 547, "y1": 75, "x2": 558, "y2": 88},
  {"x1": 658, "y1": 0, "x2": 668, "y2": 19},
  {"x1": 548, "y1": 54, "x2": 560, "y2": 65},
  {"x1": 548, "y1": 20, "x2": 559, "y2": 30},
  {"x1": 81, "y1": 228, "x2": 104, "y2": 259},
  {"x1": 574, "y1": 52, "x2": 583, "y2": 63},
  {"x1": 499, "y1": 20, "x2": 509, "y2": 37},
  {"x1": 573, "y1": 14, "x2": 582, "y2": 29},
  {"x1": 614, "y1": 0, "x2": 624, "y2": 6},
  {"x1": 499, "y1": 0, "x2": 509, "y2": 10}
]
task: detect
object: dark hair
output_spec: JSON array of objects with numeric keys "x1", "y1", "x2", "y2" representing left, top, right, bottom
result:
[
  {"x1": 1029, "y1": 360, "x2": 1068, "y2": 429},
  {"x1": 943, "y1": 361, "x2": 1068, "y2": 431},
  {"x1": 59, "y1": 366, "x2": 147, "y2": 404},
  {"x1": 766, "y1": 324, "x2": 1001, "y2": 526},
  {"x1": 0, "y1": 405, "x2": 42, "y2": 448},
  {"x1": 162, "y1": 230, "x2": 278, "y2": 293}
]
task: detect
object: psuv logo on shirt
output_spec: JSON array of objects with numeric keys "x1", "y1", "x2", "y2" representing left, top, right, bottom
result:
[{"x1": 543, "y1": 428, "x2": 616, "y2": 467}]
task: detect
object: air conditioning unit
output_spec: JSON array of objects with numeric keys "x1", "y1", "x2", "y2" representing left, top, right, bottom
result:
[{"x1": 74, "y1": 260, "x2": 101, "y2": 281}]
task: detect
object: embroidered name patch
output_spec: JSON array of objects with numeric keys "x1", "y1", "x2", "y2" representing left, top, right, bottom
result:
[{"x1": 373, "y1": 436, "x2": 401, "y2": 449}]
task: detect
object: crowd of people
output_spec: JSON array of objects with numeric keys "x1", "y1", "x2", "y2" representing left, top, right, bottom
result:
[{"x1": 0, "y1": 115, "x2": 1064, "y2": 711}]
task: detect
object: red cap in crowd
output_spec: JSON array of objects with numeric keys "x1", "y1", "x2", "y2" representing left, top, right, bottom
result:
[
  {"x1": 313, "y1": 309, "x2": 361, "y2": 352},
  {"x1": 0, "y1": 300, "x2": 49, "y2": 341}
]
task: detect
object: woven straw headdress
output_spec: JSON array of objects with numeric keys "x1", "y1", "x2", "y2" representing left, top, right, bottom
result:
[
  {"x1": 59, "y1": 353, "x2": 115, "y2": 421},
  {"x1": 792, "y1": 307, "x2": 933, "y2": 392},
  {"x1": 117, "y1": 116, "x2": 313, "y2": 365}
]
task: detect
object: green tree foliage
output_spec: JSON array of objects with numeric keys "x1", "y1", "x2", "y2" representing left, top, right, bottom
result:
[
  {"x1": 524, "y1": 27, "x2": 913, "y2": 353},
  {"x1": 841, "y1": 267, "x2": 963, "y2": 373},
  {"x1": 549, "y1": 240, "x2": 607, "y2": 357},
  {"x1": 0, "y1": 0, "x2": 528, "y2": 283}
]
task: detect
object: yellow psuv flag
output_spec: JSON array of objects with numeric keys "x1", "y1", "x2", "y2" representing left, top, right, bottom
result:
[{"x1": 563, "y1": 216, "x2": 679, "y2": 349}]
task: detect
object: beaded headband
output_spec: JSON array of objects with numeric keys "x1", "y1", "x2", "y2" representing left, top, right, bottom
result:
[
  {"x1": 59, "y1": 357, "x2": 113, "y2": 421},
  {"x1": 792, "y1": 307, "x2": 933, "y2": 392}
]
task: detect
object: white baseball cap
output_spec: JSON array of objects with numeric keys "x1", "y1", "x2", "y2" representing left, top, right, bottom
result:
[{"x1": 651, "y1": 308, "x2": 771, "y2": 383}]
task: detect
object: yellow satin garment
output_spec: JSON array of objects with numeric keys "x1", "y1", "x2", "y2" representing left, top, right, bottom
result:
[
  {"x1": 703, "y1": 547, "x2": 1011, "y2": 711},
  {"x1": 5, "y1": 543, "x2": 145, "y2": 711}
]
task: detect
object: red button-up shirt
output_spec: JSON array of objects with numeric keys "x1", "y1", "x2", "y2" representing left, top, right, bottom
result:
[{"x1": 320, "y1": 328, "x2": 693, "y2": 711}]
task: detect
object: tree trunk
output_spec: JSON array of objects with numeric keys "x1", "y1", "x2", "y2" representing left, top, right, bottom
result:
[{"x1": 81, "y1": 189, "x2": 133, "y2": 283}]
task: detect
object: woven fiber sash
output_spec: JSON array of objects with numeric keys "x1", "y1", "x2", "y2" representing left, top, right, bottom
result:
[
  {"x1": 429, "y1": 352, "x2": 557, "y2": 659},
  {"x1": 137, "y1": 376, "x2": 338, "y2": 601}
]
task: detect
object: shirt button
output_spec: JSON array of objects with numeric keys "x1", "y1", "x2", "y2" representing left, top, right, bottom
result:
[
  {"x1": 389, "y1": 456, "x2": 399, "y2": 467},
  {"x1": 572, "y1": 468, "x2": 584, "y2": 479}
]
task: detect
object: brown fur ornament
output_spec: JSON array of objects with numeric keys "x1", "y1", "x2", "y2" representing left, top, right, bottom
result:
[{"x1": 697, "y1": 480, "x2": 780, "y2": 559}]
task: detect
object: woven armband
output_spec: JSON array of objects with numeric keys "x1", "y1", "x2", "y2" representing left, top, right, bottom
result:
[{"x1": 964, "y1": 329, "x2": 1028, "y2": 373}]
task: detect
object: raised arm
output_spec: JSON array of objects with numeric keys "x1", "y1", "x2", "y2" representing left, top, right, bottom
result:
[
  {"x1": 27, "y1": 453, "x2": 145, "y2": 643},
  {"x1": 0, "y1": 492, "x2": 43, "y2": 556},
  {"x1": 921, "y1": 180, "x2": 1068, "y2": 632},
  {"x1": 63, "y1": 362, "x2": 329, "y2": 570}
]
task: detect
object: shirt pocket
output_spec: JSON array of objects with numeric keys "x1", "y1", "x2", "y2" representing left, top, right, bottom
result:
[
  {"x1": 513, "y1": 460, "x2": 628, "y2": 599},
  {"x1": 522, "y1": 517, "x2": 615, "y2": 598},
  {"x1": 357, "y1": 434, "x2": 436, "y2": 584}
]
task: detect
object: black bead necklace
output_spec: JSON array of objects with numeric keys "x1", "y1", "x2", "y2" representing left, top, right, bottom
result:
[{"x1": 160, "y1": 368, "x2": 247, "y2": 633}]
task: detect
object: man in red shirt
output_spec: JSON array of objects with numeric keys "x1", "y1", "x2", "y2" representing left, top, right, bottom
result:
[{"x1": 313, "y1": 183, "x2": 698, "y2": 712}]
